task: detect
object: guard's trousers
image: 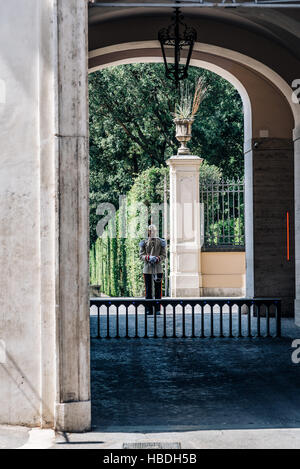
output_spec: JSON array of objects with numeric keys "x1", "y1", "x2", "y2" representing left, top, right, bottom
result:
[{"x1": 143, "y1": 273, "x2": 163, "y2": 313}]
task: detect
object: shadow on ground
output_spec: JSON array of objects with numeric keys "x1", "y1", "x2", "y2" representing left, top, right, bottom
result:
[{"x1": 91, "y1": 318, "x2": 300, "y2": 432}]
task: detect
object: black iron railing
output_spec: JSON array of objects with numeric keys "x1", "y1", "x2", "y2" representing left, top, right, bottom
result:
[{"x1": 90, "y1": 298, "x2": 281, "y2": 339}]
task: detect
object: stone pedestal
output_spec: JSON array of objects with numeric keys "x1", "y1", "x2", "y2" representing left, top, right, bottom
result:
[{"x1": 166, "y1": 155, "x2": 203, "y2": 297}]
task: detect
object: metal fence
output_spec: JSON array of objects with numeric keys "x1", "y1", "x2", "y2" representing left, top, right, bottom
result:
[
  {"x1": 90, "y1": 298, "x2": 281, "y2": 339},
  {"x1": 200, "y1": 179, "x2": 245, "y2": 248}
]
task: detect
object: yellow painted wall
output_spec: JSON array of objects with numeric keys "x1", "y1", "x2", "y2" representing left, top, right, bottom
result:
[{"x1": 201, "y1": 251, "x2": 246, "y2": 296}]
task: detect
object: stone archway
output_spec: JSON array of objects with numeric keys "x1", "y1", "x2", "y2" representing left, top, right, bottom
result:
[
  {"x1": 88, "y1": 41, "x2": 297, "y2": 307},
  {"x1": 54, "y1": 6, "x2": 298, "y2": 431},
  {"x1": 46, "y1": 2, "x2": 300, "y2": 432},
  {"x1": 88, "y1": 53, "x2": 253, "y2": 297}
]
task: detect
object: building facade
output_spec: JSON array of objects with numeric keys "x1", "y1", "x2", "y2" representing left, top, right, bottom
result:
[{"x1": 0, "y1": 0, "x2": 299, "y2": 431}]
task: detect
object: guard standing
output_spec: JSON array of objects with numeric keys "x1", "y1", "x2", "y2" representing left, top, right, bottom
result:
[{"x1": 139, "y1": 224, "x2": 167, "y2": 315}]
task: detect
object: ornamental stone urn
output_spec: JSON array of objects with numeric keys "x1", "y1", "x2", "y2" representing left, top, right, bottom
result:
[{"x1": 174, "y1": 117, "x2": 194, "y2": 155}]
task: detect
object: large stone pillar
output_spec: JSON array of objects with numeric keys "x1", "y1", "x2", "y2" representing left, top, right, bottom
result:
[
  {"x1": 167, "y1": 155, "x2": 202, "y2": 297},
  {"x1": 251, "y1": 138, "x2": 295, "y2": 316},
  {"x1": 294, "y1": 127, "x2": 300, "y2": 325},
  {"x1": 0, "y1": 0, "x2": 48, "y2": 428},
  {"x1": 54, "y1": 0, "x2": 91, "y2": 432},
  {"x1": 0, "y1": 0, "x2": 91, "y2": 430}
]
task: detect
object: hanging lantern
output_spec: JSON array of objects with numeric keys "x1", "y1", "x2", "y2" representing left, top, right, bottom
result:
[{"x1": 158, "y1": 8, "x2": 197, "y2": 87}]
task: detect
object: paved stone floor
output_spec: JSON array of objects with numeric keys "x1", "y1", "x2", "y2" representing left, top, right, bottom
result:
[
  {"x1": 54, "y1": 427, "x2": 300, "y2": 449},
  {"x1": 0, "y1": 425, "x2": 29, "y2": 449},
  {"x1": 90, "y1": 317, "x2": 300, "y2": 433},
  {"x1": 53, "y1": 317, "x2": 300, "y2": 449},
  {"x1": 3, "y1": 317, "x2": 300, "y2": 449}
]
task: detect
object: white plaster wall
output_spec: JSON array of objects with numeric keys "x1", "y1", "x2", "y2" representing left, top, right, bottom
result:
[
  {"x1": 0, "y1": 0, "x2": 58, "y2": 427},
  {"x1": 0, "y1": 1, "x2": 43, "y2": 425},
  {"x1": 0, "y1": 0, "x2": 90, "y2": 430}
]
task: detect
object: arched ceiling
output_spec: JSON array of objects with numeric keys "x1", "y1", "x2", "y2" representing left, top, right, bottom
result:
[{"x1": 88, "y1": 2, "x2": 300, "y2": 60}]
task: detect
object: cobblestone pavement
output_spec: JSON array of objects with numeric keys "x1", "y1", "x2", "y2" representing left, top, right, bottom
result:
[
  {"x1": 2, "y1": 318, "x2": 300, "y2": 449},
  {"x1": 91, "y1": 317, "x2": 300, "y2": 432}
]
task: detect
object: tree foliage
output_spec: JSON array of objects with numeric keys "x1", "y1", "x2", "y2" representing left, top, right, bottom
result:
[
  {"x1": 89, "y1": 64, "x2": 243, "y2": 245},
  {"x1": 90, "y1": 164, "x2": 224, "y2": 297}
]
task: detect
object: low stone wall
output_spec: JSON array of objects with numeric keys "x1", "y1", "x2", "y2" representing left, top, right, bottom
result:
[{"x1": 201, "y1": 251, "x2": 246, "y2": 297}]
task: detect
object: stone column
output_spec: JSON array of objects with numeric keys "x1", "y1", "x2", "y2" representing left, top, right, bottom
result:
[
  {"x1": 54, "y1": 0, "x2": 91, "y2": 432},
  {"x1": 251, "y1": 138, "x2": 295, "y2": 316},
  {"x1": 294, "y1": 127, "x2": 300, "y2": 325},
  {"x1": 166, "y1": 155, "x2": 203, "y2": 297}
]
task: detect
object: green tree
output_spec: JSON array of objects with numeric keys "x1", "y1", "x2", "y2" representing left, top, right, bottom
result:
[{"x1": 89, "y1": 64, "x2": 243, "y2": 245}]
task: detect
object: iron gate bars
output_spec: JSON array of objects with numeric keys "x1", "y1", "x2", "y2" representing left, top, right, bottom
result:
[
  {"x1": 200, "y1": 178, "x2": 245, "y2": 248},
  {"x1": 90, "y1": 298, "x2": 281, "y2": 339}
]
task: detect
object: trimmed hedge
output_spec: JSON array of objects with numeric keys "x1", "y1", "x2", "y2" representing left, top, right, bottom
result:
[{"x1": 90, "y1": 166, "x2": 169, "y2": 297}]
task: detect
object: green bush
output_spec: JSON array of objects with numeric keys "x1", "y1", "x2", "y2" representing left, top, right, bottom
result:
[{"x1": 90, "y1": 166, "x2": 169, "y2": 297}]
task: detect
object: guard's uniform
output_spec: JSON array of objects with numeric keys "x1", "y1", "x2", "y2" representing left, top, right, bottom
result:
[{"x1": 139, "y1": 236, "x2": 167, "y2": 314}]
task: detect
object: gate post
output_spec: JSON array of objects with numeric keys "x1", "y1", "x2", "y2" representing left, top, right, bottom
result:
[{"x1": 166, "y1": 155, "x2": 203, "y2": 297}]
